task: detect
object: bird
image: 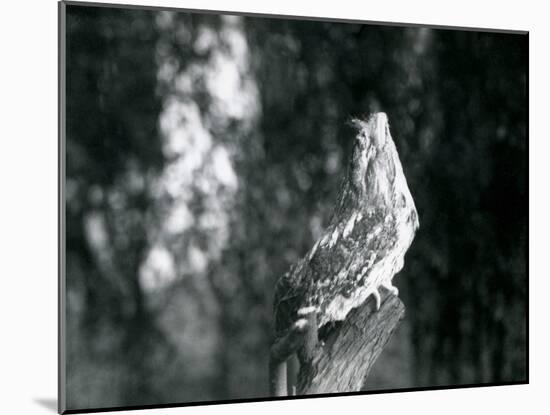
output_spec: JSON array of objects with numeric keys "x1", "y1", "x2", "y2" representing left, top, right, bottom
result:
[{"x1": 273, "y1": 112, "x2": 419, "y2": 339}]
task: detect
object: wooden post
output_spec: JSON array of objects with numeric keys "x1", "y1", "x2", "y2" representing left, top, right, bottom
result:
[
  {"x1": 298, "y1": 288, "x2": 404, "y2": 394},
  {"x1": 269, "y1": 318, "x2": 309, "y2": 396}
]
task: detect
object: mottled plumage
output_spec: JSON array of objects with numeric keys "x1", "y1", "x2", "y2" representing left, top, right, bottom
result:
[{"x1": 273, "y1": 113, "x2": 419, "y2": 337}]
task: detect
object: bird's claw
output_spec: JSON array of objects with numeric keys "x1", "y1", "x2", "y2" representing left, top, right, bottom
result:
[
  {"x1": 382, "y1": 282, "x2": 399, "y2": 297},
  {"x1": 372, "y1": 289, "x2": 381, "y2": 310}
]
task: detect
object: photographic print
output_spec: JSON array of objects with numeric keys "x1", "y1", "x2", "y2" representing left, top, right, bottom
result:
[{"x1": 59, "y1": 1, "x2": 528, "y2": 412}]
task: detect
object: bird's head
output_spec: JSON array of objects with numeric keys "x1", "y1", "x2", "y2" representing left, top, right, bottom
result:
[{"x1": 349, "y1": 113, "x2": 417, "y2": 223}]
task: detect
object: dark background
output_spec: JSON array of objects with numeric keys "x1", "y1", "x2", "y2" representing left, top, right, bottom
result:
[{"x1": 64, "y1": 4, "x2": 527, "y2": 410}]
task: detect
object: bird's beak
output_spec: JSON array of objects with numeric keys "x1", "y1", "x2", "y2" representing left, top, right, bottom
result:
[{"x1": 371, "y1": 112, "x2": 388, "y2": 148}]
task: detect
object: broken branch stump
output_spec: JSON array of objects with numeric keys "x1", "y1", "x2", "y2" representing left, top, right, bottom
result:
[{"x1": 298, "y1": 287, "x2": 404, "y2": 394}]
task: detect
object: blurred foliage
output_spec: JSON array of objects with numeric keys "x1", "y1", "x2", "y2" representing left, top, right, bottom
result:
[{"x1": 64, "y1": 4, "x2": 527, "y2": 410}]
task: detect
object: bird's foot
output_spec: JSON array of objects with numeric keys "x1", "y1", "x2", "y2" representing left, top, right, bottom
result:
[{"x1": 381, "y1": 281, "x2": 399, "y2": 297}]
